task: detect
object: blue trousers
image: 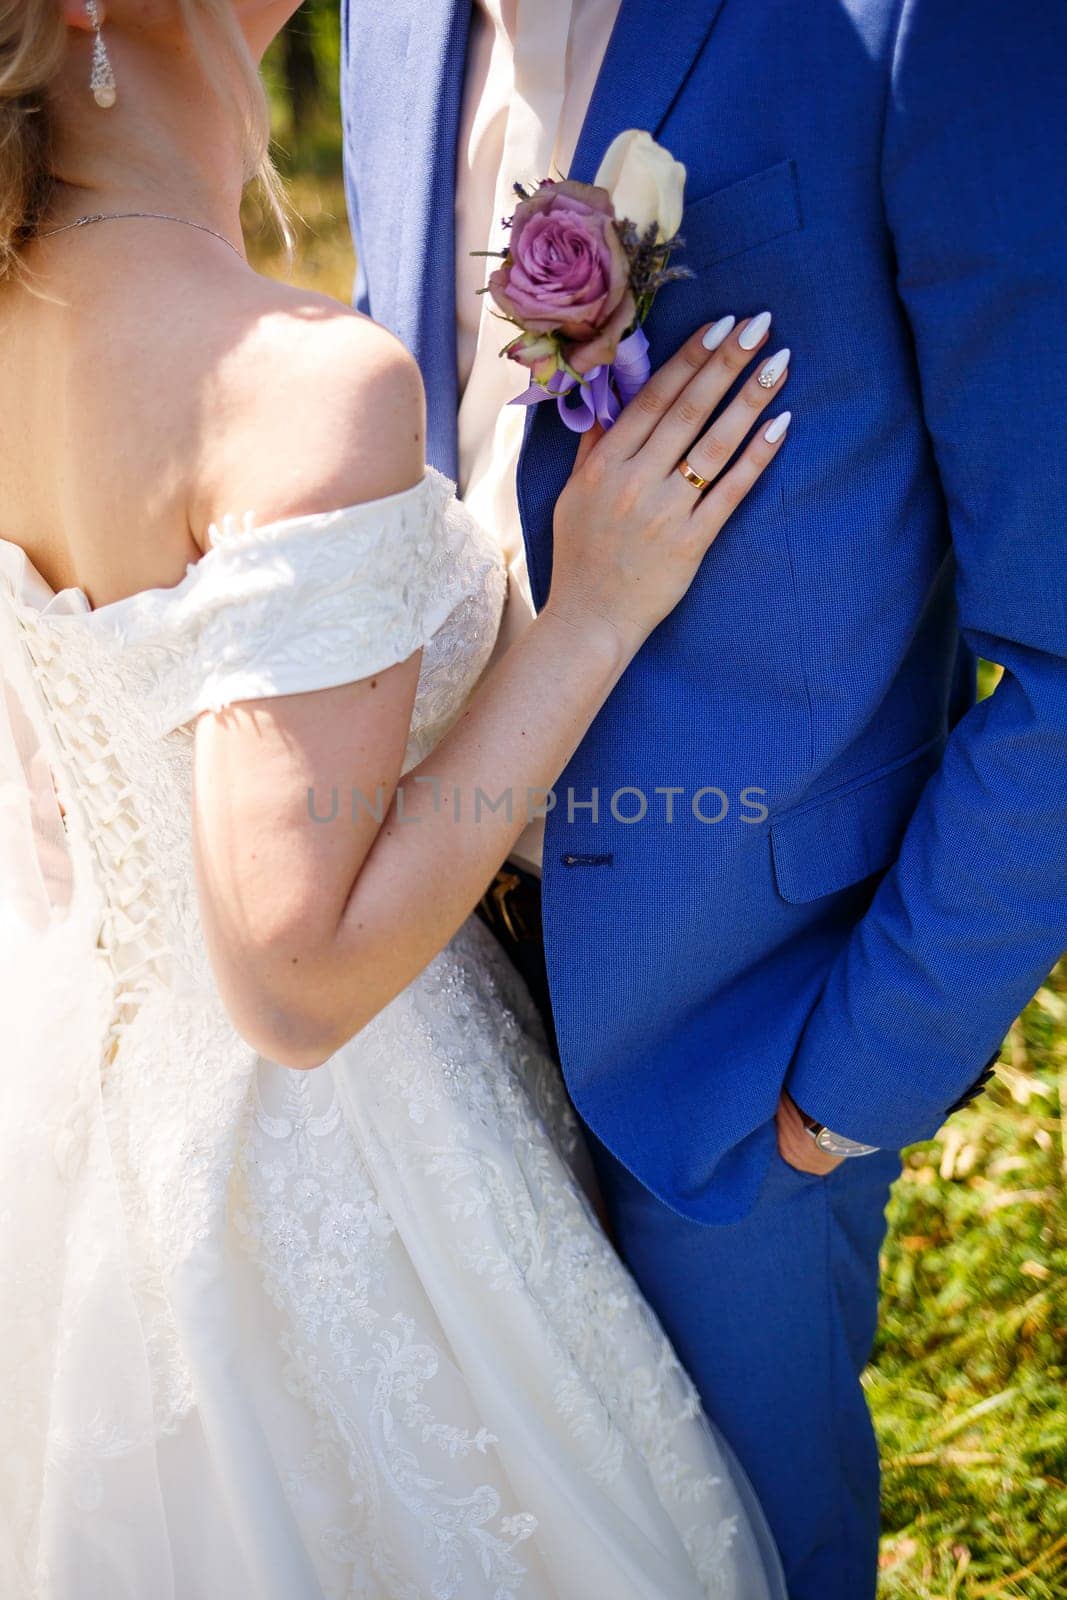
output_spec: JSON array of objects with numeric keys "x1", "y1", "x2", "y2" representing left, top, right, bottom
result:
[{"x1": 590, "y1": 1138, "x2": 902, "y2": 1600}]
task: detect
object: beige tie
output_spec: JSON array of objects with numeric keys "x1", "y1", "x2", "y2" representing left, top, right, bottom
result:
[
  {"x1": 464, "y1": 0, "x2": 575, "y2": 532},
  {"x1": 458, "y1": 0, "x2": 605, "y2": 876},
  {"x1": 461, "y1": 0, "x2": 575, "y2": 632}
]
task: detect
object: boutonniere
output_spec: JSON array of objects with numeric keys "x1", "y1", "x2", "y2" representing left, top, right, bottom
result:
[{"x1": 476, "y1": 130, "x2": 693, "y2": 433}]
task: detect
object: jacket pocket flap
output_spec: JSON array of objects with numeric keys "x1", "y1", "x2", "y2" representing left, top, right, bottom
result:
[
  {"x1": 681, "y1": 160, "x2": 802, "y2": 268},
  {"x1": 770, "y1": 737, "x2": 944, "y2": 905}
]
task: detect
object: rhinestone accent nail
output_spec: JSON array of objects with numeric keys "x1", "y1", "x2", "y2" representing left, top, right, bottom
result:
[{"x1": 757, "y1": 348, "x2": 790, "y2": 388}]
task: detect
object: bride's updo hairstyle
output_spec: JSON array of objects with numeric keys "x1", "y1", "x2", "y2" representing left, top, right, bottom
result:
[{"x1": 0, "y1": 0, "x2": 283, "y2": 283}]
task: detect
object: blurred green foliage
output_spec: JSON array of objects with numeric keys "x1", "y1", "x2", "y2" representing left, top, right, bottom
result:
[
  {"x1": 246, "y1": 1, "x2": 355, "y2": 301},
  {"x1": 254, "y1": 16, "x2": 1066, "y2": 1596}
]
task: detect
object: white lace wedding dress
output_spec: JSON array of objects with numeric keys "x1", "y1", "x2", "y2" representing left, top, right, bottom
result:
[{"x1": 0, "y1": 470, "x2": 784, "y2": 1600}]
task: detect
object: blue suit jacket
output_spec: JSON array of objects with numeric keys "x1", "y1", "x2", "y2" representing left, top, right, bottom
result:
[{"x1": 341, "y1": 0, "x2": 1067, "y2": 1222}]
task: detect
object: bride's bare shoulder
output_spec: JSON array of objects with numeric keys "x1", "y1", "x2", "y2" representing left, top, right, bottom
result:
[{"x1": 187, "y1": 270, "x2": 427, "y2": 544}]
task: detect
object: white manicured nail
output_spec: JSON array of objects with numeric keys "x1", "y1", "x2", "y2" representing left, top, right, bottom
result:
[
  {"x1": 738, "y1": 310, "x2": 772, "y2": 350},
  {"x1": 702, "y1": 314, "x2": 736, "y2": 351},
  {"x1": 757, "y1": 347, "x2": 790, "y2": 389},
  {"x1": 764, "y1": 411, "x2": 791, "y2": 443}
]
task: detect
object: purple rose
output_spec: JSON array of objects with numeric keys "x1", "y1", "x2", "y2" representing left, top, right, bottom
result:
[{"x1": 488, "y1": 181, "x2": 636, "y2": 375}]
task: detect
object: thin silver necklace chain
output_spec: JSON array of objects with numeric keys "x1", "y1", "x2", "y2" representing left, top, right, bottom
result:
[{"x1": 39, "y1": 210, "x2": 243, "y2": 260}]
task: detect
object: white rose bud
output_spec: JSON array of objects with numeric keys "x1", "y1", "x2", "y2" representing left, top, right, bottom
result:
[{"x1": 594, "y1": 129, "x2": 687, "y2": 243}]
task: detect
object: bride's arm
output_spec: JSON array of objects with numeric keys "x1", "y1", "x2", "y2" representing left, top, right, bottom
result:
[
  {"x1": 192, "y1": 312, "x2": 790, "y2": 1068},
  {"x1": 194, "y1": 589, "x2": 624, "y2": 1067}
]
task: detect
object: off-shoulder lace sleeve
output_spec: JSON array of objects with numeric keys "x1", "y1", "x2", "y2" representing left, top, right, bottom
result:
[{"x1": 99, "y1": 471, "x2": 482, "y2": 736}]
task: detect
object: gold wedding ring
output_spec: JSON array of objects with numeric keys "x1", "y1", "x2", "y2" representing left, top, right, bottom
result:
[{"x1": 677, "y1": 458, "x2": 710, "y2": 491}]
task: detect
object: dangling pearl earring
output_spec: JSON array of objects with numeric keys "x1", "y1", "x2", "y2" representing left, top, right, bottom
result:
[{"x1": 85, "y1": 1, "x2": 117, "y2": 109}]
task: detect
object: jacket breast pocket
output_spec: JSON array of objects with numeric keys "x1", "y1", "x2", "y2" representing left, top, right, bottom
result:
[
  {"x1": 681, "y1": 160, "x2": 803, "y2": 270},
  {"x1": 770, "y1": 736, "x2": 946, "y2": 905}
]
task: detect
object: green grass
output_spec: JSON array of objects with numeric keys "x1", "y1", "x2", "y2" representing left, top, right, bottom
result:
[
  {"x1": 247, "y1": 86, "x2": 1067, "y2": 1596},
  {"x1": 873, "y1": 968, "x2": 1067, "y2": 1599}
]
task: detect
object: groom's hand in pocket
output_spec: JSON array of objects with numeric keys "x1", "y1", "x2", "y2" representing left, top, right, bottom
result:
[{"x1": 775, "y1": 1091, "x2": 845, "y2": 1176}]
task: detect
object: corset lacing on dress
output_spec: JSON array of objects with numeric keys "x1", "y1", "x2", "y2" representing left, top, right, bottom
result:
[{"x1": 16, "y1": 617, "x2": 169, "y2": 1071}]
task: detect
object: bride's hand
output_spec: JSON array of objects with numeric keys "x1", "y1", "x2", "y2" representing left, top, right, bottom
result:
[{"x1": 548, "y1": 313, "x2": 791, "y2": 652}]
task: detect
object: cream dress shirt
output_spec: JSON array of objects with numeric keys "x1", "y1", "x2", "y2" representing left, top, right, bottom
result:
[{"x1": 455, "y1": 0, "x2": 622, "y2": 873}]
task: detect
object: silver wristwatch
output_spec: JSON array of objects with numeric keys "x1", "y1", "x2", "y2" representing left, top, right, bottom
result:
[{"x1": 802, "y1": 1118, "x2": 879, "y2": 1159}]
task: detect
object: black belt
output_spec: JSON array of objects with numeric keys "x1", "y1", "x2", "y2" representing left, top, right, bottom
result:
[{"x1": 476, "y1": 864, "x2": 559, "y2": 1060}]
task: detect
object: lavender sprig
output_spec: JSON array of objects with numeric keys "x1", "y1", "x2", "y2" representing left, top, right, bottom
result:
[{"x1": 615, "y1": 218, "x2": 694, "y2": 326}]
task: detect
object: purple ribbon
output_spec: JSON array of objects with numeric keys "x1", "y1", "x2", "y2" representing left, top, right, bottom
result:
[{"x1": 510, "y1": 326, "x2": 651, "y2": 433}]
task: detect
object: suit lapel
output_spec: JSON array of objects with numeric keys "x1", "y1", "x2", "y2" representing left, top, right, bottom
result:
[
  {"x1": 355, "y1": 0, "x2": 470, "y2": 477},
  {"x1": 518, "y1": 0, "x2": 729, "y2": 605},
  {"x1": 571, "y1": 0, "x2": 728, "y2": 182}
]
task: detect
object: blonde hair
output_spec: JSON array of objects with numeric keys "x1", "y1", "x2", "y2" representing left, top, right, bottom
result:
[
  {"x1": 0, "y1": 0, "x2": 66, "y2": 279},
  {"x1": 0, "y1": 0, "x2": 287, "y2": 283}
]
